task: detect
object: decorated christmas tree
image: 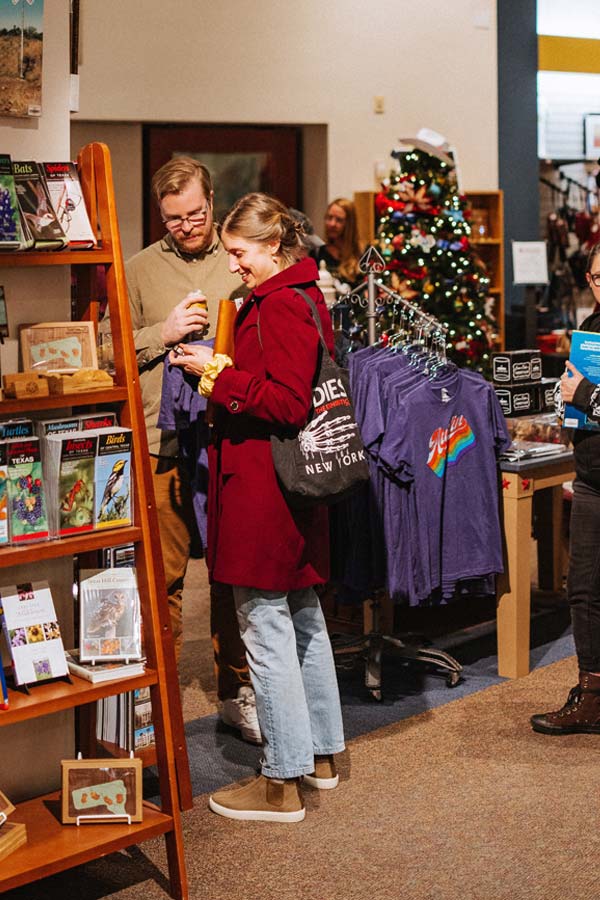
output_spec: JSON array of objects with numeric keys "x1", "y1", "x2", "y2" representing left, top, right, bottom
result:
[{"x1": 370, "y1": 140, "x2": 499, "y2": 370}]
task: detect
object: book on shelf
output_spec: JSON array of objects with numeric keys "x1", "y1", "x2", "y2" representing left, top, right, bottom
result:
[
  {"x1": 92, "y1": 427, "x2": 132, "y2": 529},
  {"x1": 0, "y1": 580, "x2": 68, "y2": 686},
  {"x1": 0, "y1": 154, "x2": 25, "y2": 250},
  {"x1": 35, "y1": 416, "x2": 80, "y2": 438},
  {"x1": 0, "y1": 420, "x2": 34, "y2": 440},
  {"x1": 79, "y1": 412, "x2": 117, "y2": 432},
  {"x1": 96, "y1": 688, "x2": 155, "y2": 753},
  {"x1": 41, "y1": 161, "x2": 97, "y2": 250},
  {"x1": 12, "y1": 161, "x2": 68, "y2": 251},
  {"x1": 102, "y1": 542, "x2": 135, "y2": 569},
  {"x1": 0, "y1": 443, "x2": 9, "y2": 547},
  {"x1": 43, "y1": 432, "x2": 97, "y2": 537},
  {"x1": 0, "y1": 821, "x2": 27, "y2": 864},
  {"x1": 65, "y1": 649, "x2": 145, "y2": 684},
  {"x1": 5, "y1": 438, "x2": 49, "y2": 543},
  {"x1": 79, "y1": 567, "x2": 141, "y2": 662}
]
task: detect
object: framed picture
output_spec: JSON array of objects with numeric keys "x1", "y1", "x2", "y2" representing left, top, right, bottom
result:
[
  {"x1": 584, "y1": 114, "x2": 600, "y2": 161},
  {"x1": 143, "y1": 124, "x2": 301, "y2": 244},
  {"x1": 20, "y1": 321, "x2": 97, "y2": 373},
  {"x1": 60, "y1": 758, "x2": 143, "y2": 824}
]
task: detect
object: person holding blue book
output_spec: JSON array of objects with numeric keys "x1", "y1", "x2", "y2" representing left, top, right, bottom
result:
[{"x1": 532, "y1": 243, "x2": 600, "y2": 734}]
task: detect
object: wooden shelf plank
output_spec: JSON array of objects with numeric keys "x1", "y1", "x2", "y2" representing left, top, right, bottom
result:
[
  {"x1": 0, "y1": 249, "x2": 113, "y2": 267},
  {"x1": 470, "y1": 238, "x2": 501, "y2": 246},
  {"x1": 0, "y1": 792, "x2": 173, "y2": 893},
  {"x1": 0, "y1": 525, "x2": 142, "y2": 568},
  {"x1": 0, "y1": 669, "x2": 158, "y2": 726},
  {"x1": 0, "y1": 386, "x2": 128, "y2": 415}
]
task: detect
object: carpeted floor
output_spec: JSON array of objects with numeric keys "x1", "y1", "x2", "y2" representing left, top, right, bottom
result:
[{"x1": 7, "y1": 560, "x2": 595, "y2": 900}]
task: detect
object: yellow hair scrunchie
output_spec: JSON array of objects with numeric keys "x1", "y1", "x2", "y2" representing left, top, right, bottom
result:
[{"x1": 199, "y1": 353, "x2": 233, "y2": 397}]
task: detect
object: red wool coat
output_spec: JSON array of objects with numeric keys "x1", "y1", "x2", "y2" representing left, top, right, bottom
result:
[{"x1": 208, "y1": 257, "x2": 335, "y2": 591}]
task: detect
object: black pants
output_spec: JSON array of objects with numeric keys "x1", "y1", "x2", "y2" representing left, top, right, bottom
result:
[{"x1": 568, "y1": 479, "x2": 600, "y2": 671}]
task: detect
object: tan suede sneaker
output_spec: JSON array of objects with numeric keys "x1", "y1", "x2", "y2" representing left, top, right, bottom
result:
[
  {"x1": 303, "y1": 755, "x2": 339, "y2": 790},
  {"x1": 209, "y1": 774, "x2": 305, "y2": 822}
]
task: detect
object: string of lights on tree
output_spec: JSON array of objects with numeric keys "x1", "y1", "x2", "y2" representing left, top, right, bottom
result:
[{"x1": 367, "y1": 146, "x2": 499, "y2": 371}]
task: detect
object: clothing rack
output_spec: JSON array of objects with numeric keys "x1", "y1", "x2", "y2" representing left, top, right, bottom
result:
[{"x1": 331, "y1": 247, "x2": 463, "y2": 699}]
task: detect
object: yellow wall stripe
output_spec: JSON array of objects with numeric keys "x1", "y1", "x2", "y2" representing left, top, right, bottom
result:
[{"x1": 539, "y1": 35, "x2": 600, "y2": 74}]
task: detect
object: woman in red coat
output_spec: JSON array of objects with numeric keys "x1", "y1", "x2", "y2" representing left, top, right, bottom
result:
[{"x1": 169, "y1": 193, "x2": 345, "y2": 823}]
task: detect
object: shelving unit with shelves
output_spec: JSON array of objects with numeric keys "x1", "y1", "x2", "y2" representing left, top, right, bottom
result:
[{"x1": 0, "y1": 143, "x2": 191, "y2": 900}]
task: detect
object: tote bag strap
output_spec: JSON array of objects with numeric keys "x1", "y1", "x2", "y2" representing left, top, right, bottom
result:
[{"x1": 256, "y1": 287, "x2": 328, "y2": 351}]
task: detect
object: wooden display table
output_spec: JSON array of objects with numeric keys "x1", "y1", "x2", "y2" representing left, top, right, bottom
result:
[{"x1": 497, "y1": 451, "x2": 575, "y2": 678}]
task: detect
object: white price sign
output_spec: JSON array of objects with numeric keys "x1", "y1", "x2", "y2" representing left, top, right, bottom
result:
[{"x1": 511, "y1": 241, "x2": 549, "y2": 285}]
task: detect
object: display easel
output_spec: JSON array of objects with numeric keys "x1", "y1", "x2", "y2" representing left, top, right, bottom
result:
[{"x1": 331, "y1": 247, "x2": 463, "y2": 699}]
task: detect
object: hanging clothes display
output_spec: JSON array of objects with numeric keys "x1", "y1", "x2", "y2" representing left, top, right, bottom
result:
[{"x1": 332, "y1": 312, "x2": 511, "y2": 608}]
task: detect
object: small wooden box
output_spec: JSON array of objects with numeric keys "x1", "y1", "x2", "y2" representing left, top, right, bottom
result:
[{"x1": 2, "y1": 372, "x2": 50, "y2": 399}]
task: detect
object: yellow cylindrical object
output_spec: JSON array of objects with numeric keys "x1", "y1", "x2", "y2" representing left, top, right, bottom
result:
[{"x1": 213, "y1": 299, "x2": 238, "y2": 360}]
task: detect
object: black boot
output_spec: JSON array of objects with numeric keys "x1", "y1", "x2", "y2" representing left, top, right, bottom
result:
[{"x1": 530, "y1": 672, "x2": 600, "y2": 735}]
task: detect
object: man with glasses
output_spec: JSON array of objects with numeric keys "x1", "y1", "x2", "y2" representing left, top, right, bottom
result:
[{"x1": 126, "y1": 156, "x2": 260, "y2": 744}]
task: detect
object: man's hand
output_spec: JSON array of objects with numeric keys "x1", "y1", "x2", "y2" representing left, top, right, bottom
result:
[
  {"x1": 560, "y1": 360, "x2": 584, "y2": 404},
  {"x1": 160, "y1": 295, "x2": 209, "y2": 346}
]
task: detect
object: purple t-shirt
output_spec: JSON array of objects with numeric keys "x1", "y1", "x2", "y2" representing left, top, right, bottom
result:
[{"x1": 378, "y1": 369, "x2": 510, "y2": 604}]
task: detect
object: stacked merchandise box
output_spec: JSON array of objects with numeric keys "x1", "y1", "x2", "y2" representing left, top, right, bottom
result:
[{"x1": 491, "y1": 349, "x2": 543, "y2": 417}]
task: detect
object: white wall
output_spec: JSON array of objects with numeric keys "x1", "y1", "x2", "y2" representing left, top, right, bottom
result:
[
  {"x1": 0, "y1": 0, "x2": 75, "y2": 800},
  {"x1": 74, "y1": 0, "x2": 499, "y2": 200}
]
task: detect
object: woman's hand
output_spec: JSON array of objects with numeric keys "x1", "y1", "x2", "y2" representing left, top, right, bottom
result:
[
  {"x1": 560, "y1": 360, "x2": 584, "y2": 403},
  {"x1": 168, "y1": 344, "x2": 214, "y2": 377}
]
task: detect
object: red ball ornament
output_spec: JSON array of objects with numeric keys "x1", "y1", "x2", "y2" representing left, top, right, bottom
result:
[{"x1": 392, "y1": 234, "x2": 404, "y2": 249}]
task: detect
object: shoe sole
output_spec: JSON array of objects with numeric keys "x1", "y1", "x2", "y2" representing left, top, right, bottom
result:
[
  {"x1": 219, "y1": 714, "x2": 262, "y2": 746},
  {"x1": 302, "y1": 773, "x2": 339, "y2": 790},
  {"x1": 209, "y1": 796, "x2": 305, "y2": 822},
  {"x1": 531, "y1": 722, "x2": 600, "y2": 735}
]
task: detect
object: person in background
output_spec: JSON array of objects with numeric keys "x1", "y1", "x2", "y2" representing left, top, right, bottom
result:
[
  {"x1": 315, "y1": 197, "x2": 363, "y2": 290},
  {"x1": 126, "y1": 156, "x2": 260, "y2": 744},
  {"x1": 169, "y1": 192, "x2": 345, "y2": 823},
  {"x1": 531, "y1": 242, "x2": 600, "y2": 736}
]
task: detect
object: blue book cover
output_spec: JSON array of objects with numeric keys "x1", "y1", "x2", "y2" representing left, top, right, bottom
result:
[{"x1": 563, "y1": 330, "x2": 600, "y2": 431}]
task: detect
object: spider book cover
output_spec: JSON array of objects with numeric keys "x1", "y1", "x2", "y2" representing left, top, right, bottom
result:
[
  {"x1": 0, "y1": 580, "x2": 68, "y2": 686},
  {"x1": 93, "y1": 428, "x2": 132, "y2": 530},
  {"x1": 6, "y1": 438, "x2": 49, "y2": 543},
  {"x1": 45, "y1": 432, "x2": 97, "y2": 537},
  {"x1": 79, "y1": 567, "x2": 141, "y2": 662},
  {"x1": 41, "y1": 161, "x2": 96, "y2": 249},
  {"x1": 12, "y1": 161, "x2": 67, "y2": 251}
]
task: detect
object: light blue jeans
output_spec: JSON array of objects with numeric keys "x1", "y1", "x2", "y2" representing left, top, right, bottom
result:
[{"x1": 233, "y1": 585, "x2": 345, "y2": 779}]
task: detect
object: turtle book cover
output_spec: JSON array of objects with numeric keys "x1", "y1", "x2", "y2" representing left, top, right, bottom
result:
[
  {"x1": 79, "y1": 567, "x2": 141, "y2": 662},
  {"x1": 0, "y1": 580, "x2": 68, "y2": 686},
  {"x1": 93, "y1": 428, "x2": 132, "y2": 530},
  {"x1": 6, "y1": 438, "x2": 48, "y2": 543},
  {"x1": 45, "y1": 432, "x2": 97, "y2": 537}
]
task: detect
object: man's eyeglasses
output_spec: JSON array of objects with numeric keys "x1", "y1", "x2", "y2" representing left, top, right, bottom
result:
[
  {"x1": 162, "y1": 201, "x2": 210, "y2": 232},
  {"x1": 589, "y1": 273, "x2": 600, "y2": 287}
]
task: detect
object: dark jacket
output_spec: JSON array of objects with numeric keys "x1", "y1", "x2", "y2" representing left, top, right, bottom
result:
[
  {"x1": 571, "y1": 310, "x2": 600, "y2": 489},
  {"x1": 208, "y1": 257, "x2": 335, "y2": 590}
]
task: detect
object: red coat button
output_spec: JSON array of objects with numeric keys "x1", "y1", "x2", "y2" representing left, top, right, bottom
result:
[{"x1": 230, "y1": 400, "x2": 239, "y2": 411}]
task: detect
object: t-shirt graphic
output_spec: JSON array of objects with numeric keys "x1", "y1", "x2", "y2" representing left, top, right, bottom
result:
[{"x1": 427, "y1": 415, "x2": 476, "y2": 478}]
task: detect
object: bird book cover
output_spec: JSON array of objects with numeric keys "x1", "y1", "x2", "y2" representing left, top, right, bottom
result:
[
  {"x1": 93, "y1": 428, "x2": 132, "y2": 530},
  {"x1": 6, "y1": 438, "x2": 49, "y2": 543},
  {"x1": 0, "y1": 580, "x2": 68, "y2": 686},
  {"x1": 79, "y1": 567, "x2": 141, "y2": 662},
  {"x1": 44, "y1": 432, "x2": 97, "y2": 537}
]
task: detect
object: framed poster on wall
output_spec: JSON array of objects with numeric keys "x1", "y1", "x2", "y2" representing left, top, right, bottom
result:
[
  {"x1": 143, "y1": 124, "x2": 302, "y2": 245},
  {"x1": 584, "y1": 114, "x2": 600, "y2": 161}
]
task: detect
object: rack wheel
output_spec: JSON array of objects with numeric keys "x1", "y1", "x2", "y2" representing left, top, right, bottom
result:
[{"x1": 446, "y1": 671, "x2": 461, "y2": 688}]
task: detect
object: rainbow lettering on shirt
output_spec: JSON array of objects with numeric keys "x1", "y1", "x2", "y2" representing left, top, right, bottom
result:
[{"x1": 427, "y1": 415, "x2": 476, "y2": 478}]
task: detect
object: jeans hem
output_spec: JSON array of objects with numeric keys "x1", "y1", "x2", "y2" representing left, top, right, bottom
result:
[
  {"x1": 313, "y1": 743, "x2": 345, "y2": 755},
  {"x1": 261, "y1": 764, "x2": 315, "y2": 779}
]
